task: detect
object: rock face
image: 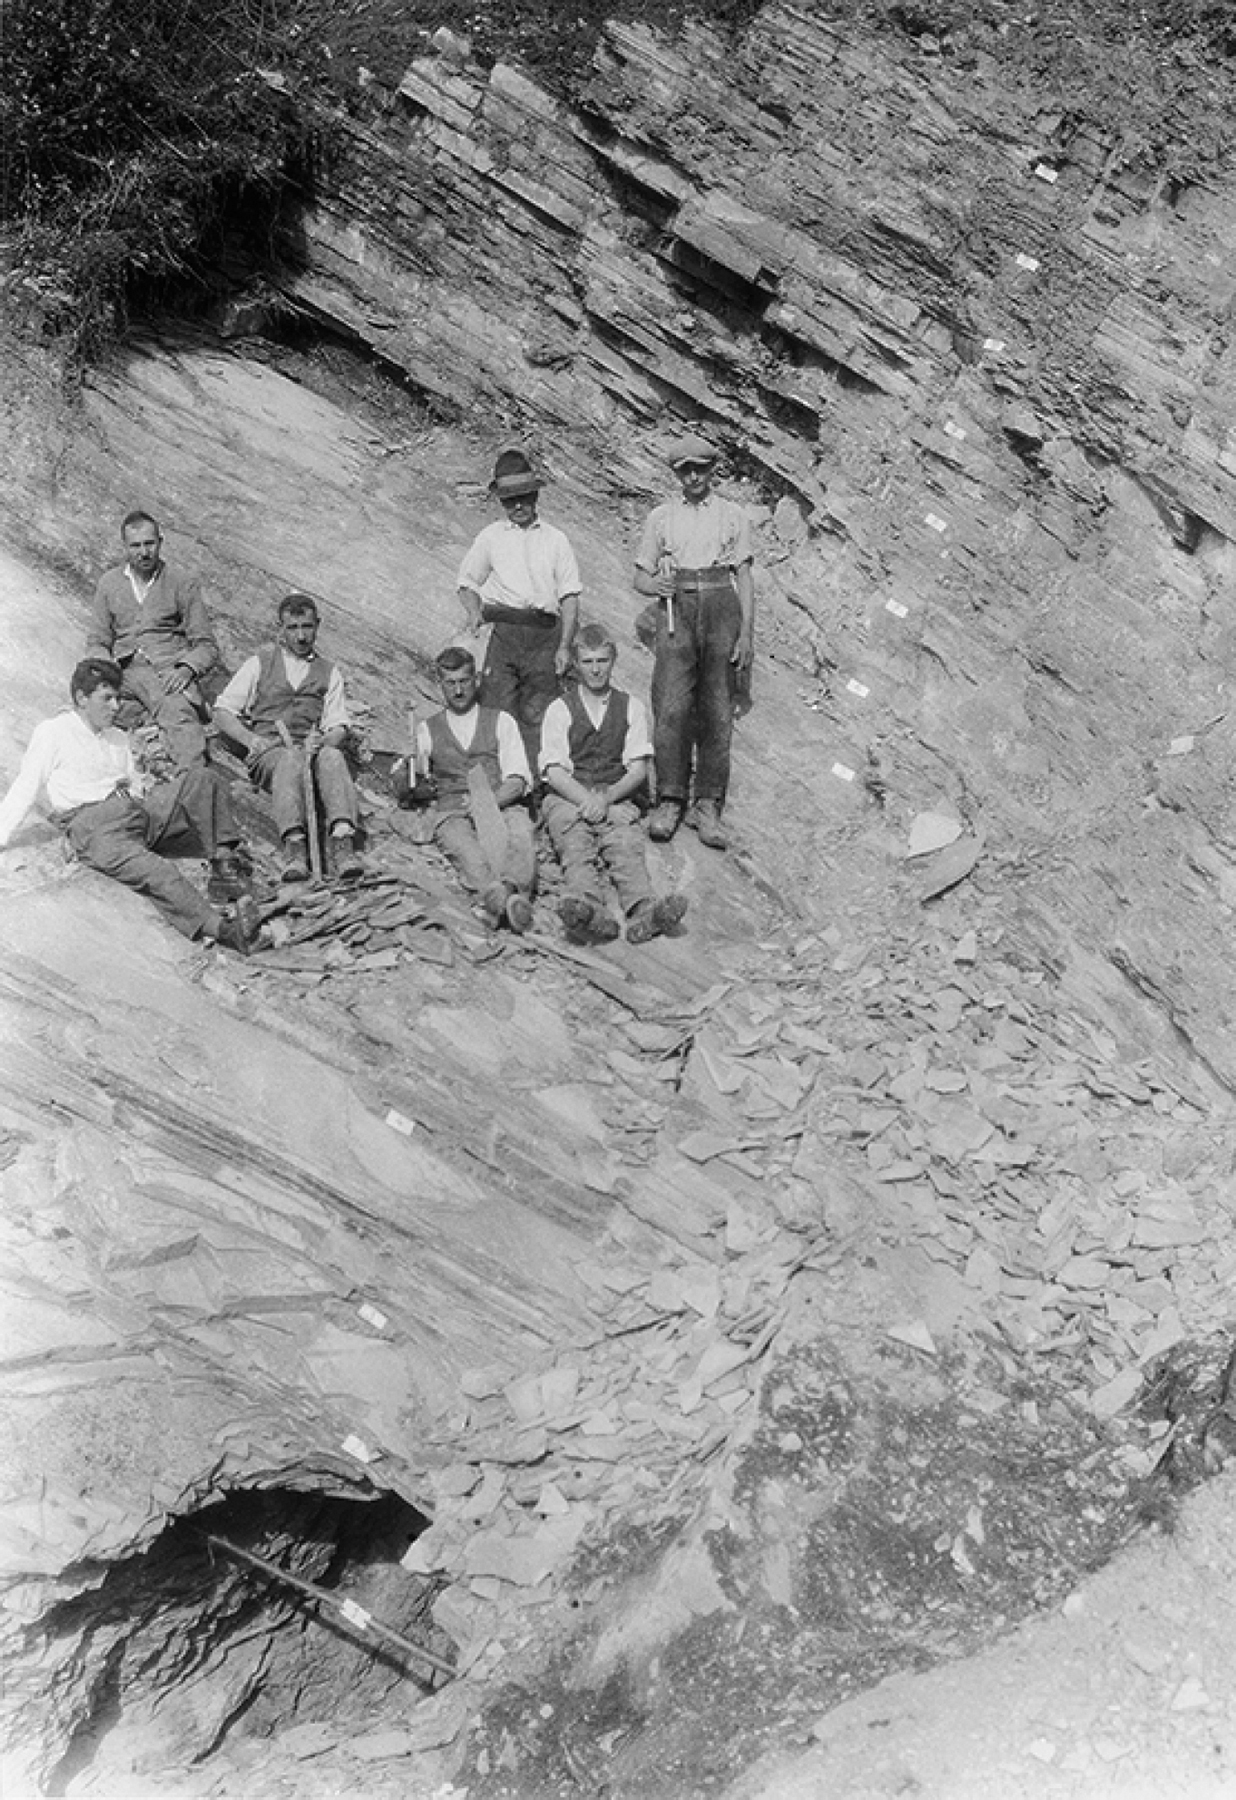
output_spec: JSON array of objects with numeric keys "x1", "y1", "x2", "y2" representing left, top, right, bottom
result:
[
  {"x1": 288, "y1": 4, "x2": 1236, "y2": 1087},
  {"x1": 5, "y1": 5, "x2": 1236, "y2": 1796}
]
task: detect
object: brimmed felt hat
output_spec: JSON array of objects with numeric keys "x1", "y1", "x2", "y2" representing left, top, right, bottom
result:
[
  {"x1": 665, "y1": 433, "x2": 719, "y2": 470},
  {"x1": 490, "y1": 449, "x2": 543, "y2": 498}
]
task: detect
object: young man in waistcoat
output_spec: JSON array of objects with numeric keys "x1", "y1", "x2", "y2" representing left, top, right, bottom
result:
[
  {"x1": 633, "y1": 435, "x2": 755, "y2": 851},
  {"x1": 0, "y1": 659, "x2": 260, "y2": 953},
  {"x1": 213, "y1": 594, "x2": 363, "y2": 882},
  {"x1": 85, "y1": 510, "x2": 221, "y2": 772},
  {"x1": 414, "y1": 646, "x2": 535, "y2": 932},
  {"x1": 457, "y1": 449, "x2": 581, "y2": 767},
  {"x1": 540, "y1": 624, "x2": 688, "y2": 946}
]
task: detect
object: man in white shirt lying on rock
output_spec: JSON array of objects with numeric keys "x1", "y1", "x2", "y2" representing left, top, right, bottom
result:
[{"x1": 0, "y1": 659, "x2": 260, "y2": 953}]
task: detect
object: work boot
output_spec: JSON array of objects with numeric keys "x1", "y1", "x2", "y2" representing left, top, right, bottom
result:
[
  {"x1": 480, "y1": 880, "x2": 508, "y2": 929},
  {"x1": 280, "y1": 831, "x2": 310, "y2": 883},
  {"x1": 330, "y1": 828, "x2": 364, "y2": 882},
  {"x1": 505, "y1": 891, "x2": 534, "y2": 935},
  {"x1": 207, "y1": 845, "x2": 250, "y2": 903},
  {"x1": 686, "y1": 799, "x2": 728, "y2": 850},
  {"x1": 627, "y1": 893, "x2": 689, "y2": 945},
  {"x1": 215, "y1": 894, "x2": 262, "y2": 957},
  {"x1": 648, "y1": 800, "x2": 683, "y2": 842},
  {"x1": 559, "y1": 895, "x2": 620, "y2": 946}
]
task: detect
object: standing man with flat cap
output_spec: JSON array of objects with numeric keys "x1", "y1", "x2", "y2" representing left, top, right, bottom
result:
[
  {"x1": 457, "y1": 449, "x2": 581, "y2": 767},
  {"x1": 85, "y1": 510, "x2": 220, "y2": 772},
  {"x1": 633, "y1": 435, "x2": 755, "y2": 850}
]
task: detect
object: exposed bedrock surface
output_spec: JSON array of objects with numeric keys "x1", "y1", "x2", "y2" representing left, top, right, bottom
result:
[{"x1": 4, "y1": 5, "x2": 1236, "y2": 1796}]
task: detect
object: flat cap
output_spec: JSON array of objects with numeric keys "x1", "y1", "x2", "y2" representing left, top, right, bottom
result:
[{"x1": 665, "y1": 433, "x2": 719, "y2": 469}]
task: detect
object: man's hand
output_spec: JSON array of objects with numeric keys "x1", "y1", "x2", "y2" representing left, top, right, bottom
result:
[
  {"x1": 730, "y1": 629, "x2": 754, "y2": 674},
  {"x1": 164, "y1": 665, "x2": 195, "y2": 694},
  {"x1": 652, "y1": 568, "x2": 677, "y2": 598},
  {"x1": 554, "y1": 642, "x2": 574, "y2": 678},
  {"x1": 578, "y1": 792, "x2": 608, "y2": 825},
  {"x1": 304, "y1": 726, "x2": 326, "y2": 756}
]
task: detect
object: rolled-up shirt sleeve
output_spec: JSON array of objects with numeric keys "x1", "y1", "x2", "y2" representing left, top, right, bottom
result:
[
  {"x1": 495, "y1": 711, "x2": 532, "y2": 788},
  {"x1": 554, "y1": 535, "x2": 581, "y2": 599},
  {"x1": 538, "y1": 697, "x2": 573, "y2": 776},
  {"x1": 320, "y1": 666, "x2": 351, "y2": 736},
  {"x1": 635, "y1": 508, "x2": 666, "y2": 574},
  {"x1": 212, "y1": 656, "x2": 261, "y2": 721},
  {"x1": 457, "y1": 532, "x2": 493, "y2": 592},
  {"x1": 623, "y1": 696, "x2": 653, "y2": 764}
]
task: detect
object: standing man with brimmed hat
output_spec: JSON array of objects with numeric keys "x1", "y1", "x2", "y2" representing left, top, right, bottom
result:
[
  {"x1": 633, "y1": 434, "x2": 755, "y2": 850},
  {"x1": 457, "y1": 449, "x2": 581, "y2": 767}
]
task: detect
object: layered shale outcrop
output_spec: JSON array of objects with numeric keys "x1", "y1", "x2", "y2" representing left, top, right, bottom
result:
[{"x1": 6, "y1": 5, "x2": 1236, "y2": 1796}]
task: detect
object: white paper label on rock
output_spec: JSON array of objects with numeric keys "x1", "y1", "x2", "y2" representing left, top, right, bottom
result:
[
  {"x1": 943, "y1": 420, "x2": 967, "y2": 439},
  {"x1": 385, "y1": 1109, "x2": 416, "y2": 1136},
  {"x1": 1016, "y1": 252, "x2": 1040, "y2": 271},
  {"x1": 885, "y1": 599, "x2": 909, "y2": 618},
  {"x1": 831, "y1": 762, "x2": 856, "y2": 783},
  {"x1": 340, "y1": 1599, "x2": 372, "y2": 1630},
  {"x1": 845, "y1": 678, "x2": 870, "y2": 698},
  {"x1": 925, "y1": 512, "x2": 948, "y2": 533},
  {"x1": 887, "y1": 1321, "x2": 937, "y2": 1355},
  {"x1": 357, "y1": 1303, "x2": 388, "y2": 1331},
  {"x1": 1167, "y1": 735, "x2": 1194, "y2": 756},
  {"x1": 906, "y1": 811, "x2": 963, "y2": 858},
  {"x1": 983, "y1": 337, "x2": 1005, "y2": 353},
  {"x1": 1034, "y1": 163, "x2": 1059, "y2": 182},
  {"x1": 342, "y1": 1434, "x2": 374, "y2": 1463}
]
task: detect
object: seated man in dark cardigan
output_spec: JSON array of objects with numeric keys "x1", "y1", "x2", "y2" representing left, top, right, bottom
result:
[{"x1": 213, "y1": 593, "x2": 363, "y2": 882}]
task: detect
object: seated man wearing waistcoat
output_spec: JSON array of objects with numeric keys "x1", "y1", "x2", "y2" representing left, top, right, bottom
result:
[
  {"x1": 632, "y1": 435, "x2": 755, "y2": 851},
  {"x1": 415, "y1": 646, "x2": 535, "y2": 933},
  {"x1": 213, "y1": 594, "x2": 363, "y2": 882},
  {"x1": 541, "y1": 624, "x2": 688, "y2": 946}
]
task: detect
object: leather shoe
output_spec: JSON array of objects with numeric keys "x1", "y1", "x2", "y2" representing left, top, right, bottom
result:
[
  {"x1": 686, "y1": 800, "x2": 728, "y2": 850},
  {"x1": 331, "y1": 831, "x2": 364, "y2": 881},
  {"x1": 648, "y1": 800, "x2": 683, "y2": 842},
  {"x1": 627, "y1": 893, "x2": 689, "y2": 944},
  {"x1": 216, "y1": 894, "x2": 261, "y2": 957},
  {"x1": 280, "y1": 832, "x2": 310, "y2": 883},
  {"x1": 208, "y1": 846, "x2": 250, "y2": 902},
  {"x1": 559, "y1": 896, "x2": 620, "y2": 946},
  {"x1": 505, "y1": 892, "x2": 534, "y2": 934}
]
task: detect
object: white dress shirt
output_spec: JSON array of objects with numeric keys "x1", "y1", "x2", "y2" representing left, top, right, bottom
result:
[
  {"x1": 457, "y1": 519, "x2": 581, "y2": 614},
  {"x1": 0, "y1": 713, "x2": 137, "y2": 845}
]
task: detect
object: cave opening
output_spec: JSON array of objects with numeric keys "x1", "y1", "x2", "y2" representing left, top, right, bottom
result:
[{"x1": 40, "y1": 1483, "x2": 453, "y2": 1798}]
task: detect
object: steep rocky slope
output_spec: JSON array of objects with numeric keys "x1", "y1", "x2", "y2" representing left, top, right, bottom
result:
[{"x1": 4, "y1": 4, "x2": 1236, "y2": 1796}]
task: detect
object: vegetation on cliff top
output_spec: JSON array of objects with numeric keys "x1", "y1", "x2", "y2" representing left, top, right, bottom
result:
[{"x1": 2, "y1": 0, "x2": 1234, "y2": 369}]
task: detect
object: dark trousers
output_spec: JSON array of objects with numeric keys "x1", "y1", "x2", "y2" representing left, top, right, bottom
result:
[
  {"x1": 481, "y1": 614, "x2": 561, "y2": 767},
  {"x1": 651, "y1": 580, "x2": 743, "y2": 806},
  {"x1": 116, "y1": 660, "x2": 209, "y2": 770},
  {"x1": 66, "y1": 770, "x2": 236, "y2": 939}
]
